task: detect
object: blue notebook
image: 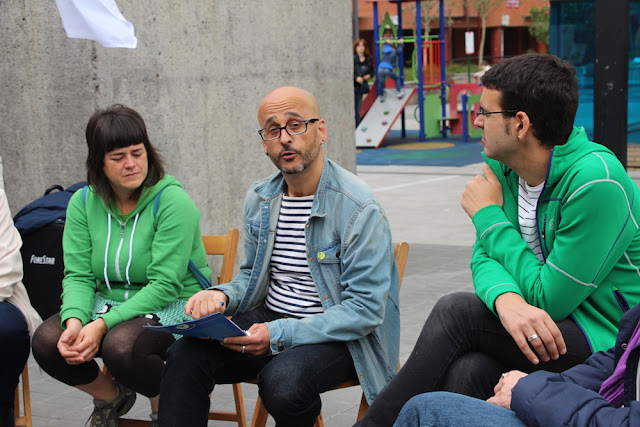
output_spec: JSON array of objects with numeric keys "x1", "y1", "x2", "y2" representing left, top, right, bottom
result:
[{"x1": 144, "y1": 312, "x2": 249, "y2": 341}]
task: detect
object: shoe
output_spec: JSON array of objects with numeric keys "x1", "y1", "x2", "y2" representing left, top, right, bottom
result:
[
  {"x1": 380, "y1": 97, "x2": 386, "y2": 103},
  {"x1": 88, "y1": 381, "x2": 137, "y2": 427},
  {"x1": 397, "y1": 90, "x2": 405, "y2": 99},
  {"x1": 150, "y1": 412, "x2": 158, "y2": 427}
]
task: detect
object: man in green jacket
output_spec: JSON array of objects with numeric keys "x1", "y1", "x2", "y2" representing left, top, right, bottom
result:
[{"x1": 356, "y1": 53, "x2": 640, "y2": 427}]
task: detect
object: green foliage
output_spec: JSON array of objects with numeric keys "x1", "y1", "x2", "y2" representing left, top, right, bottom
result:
[
  {"x1": 446, "y1": 63, "x2": 469, "y2": 76},
  {"x1": 529, "y1": 4, "x2": 550, "y2": 48}
]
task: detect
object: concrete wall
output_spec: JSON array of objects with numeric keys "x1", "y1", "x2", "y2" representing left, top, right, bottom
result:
[{"x1": 0, "y1": 1, "x2": 356, "y2": 240}]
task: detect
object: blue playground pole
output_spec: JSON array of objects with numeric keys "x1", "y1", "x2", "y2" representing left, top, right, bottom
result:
[
  {"x1": 397, "y1": 1, "x2": 406, "y2": 138},
  {"x1": 416, "y1": 0, "x2": 425, "y2": 142},
  {"x1": 461, "y1": 93, "x2": 468, "y2": 142},
  {"x1": 373, "y1": 2, "x2": 380, "y2": 98},
  {"x1": 439, "y1": 0, "x2": 447, "y2": 138}
]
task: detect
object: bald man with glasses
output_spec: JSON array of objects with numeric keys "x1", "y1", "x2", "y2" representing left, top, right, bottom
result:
[{"x1": 158, "y1": 86, "x2": 399, "y2": 427}]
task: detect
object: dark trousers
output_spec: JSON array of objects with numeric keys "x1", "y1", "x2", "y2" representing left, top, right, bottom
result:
[
  {"x1": 355, "y1": 86, "x2": 364, "y2": 127},
  {"x1": 0, "y1": 302, "x2": 30, "y2": 412},
  {"x1": 158, "y1": 305, "x2": 357, "y2": 427},
  {"x1": 356, "y1": 292, "x2": 592, "y2": 427},
  {"x1": 32, "y1": 313, "x2": 175, "y2": 397}
]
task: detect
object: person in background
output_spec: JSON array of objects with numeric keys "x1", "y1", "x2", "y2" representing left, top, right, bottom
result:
[
  {"x1": 31, "y1": 104, "x2": 211, "y2": 427},
  {"x1": 355, "y1": 53, "x2": 640, "y2": 426},
  {"x1": 376, "y1": 25, "x2": 404, "y2": 102},
  {"x1": 353, "y1": 38, "x2": 374, "y2": 127},
  {"x1": 0, "y1": 188, "x2": 42, "y2": 427},
  {"x1": 474, "y1": 60, "x2": 491, "y2": 83}
]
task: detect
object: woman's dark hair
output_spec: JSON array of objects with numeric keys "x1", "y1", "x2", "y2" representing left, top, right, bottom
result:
[
  {"x1": 85, "y1": 104, "x2": 165, "y2": 203},
  {"x1": 353, "y1": 38, "x2": 369, "y2": 56},
  {"x1": 481, "y1": 54, "x2": 579, "y2": 149}
]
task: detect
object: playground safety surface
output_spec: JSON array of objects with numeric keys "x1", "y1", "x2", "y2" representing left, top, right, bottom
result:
[{"x1": 356, "y1": 129, "x2": 484, "y2": 167}]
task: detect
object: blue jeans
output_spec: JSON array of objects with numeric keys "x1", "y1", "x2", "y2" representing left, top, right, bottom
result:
[
  {"x1": 394, "y1": 392, "x2": 526, "y2": 427},
  {"x1": 377, "y1": 68, "x2": 402, "y2": 96},
  {"x1": 158, "y1": 304, "x2": 357, "y2": 427},
  {"x1": 0, "y1": 302, "x2": 30, "y2": 411}
]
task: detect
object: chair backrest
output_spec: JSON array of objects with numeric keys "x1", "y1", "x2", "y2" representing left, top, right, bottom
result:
[
  {"x1": 393, "y1": 241, "x2": 409, "y2": 290},
  {"x1": 201, "y1": 228, "x2": 240, "y2": 285}
]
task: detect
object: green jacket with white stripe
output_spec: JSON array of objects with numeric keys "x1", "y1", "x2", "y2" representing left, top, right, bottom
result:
[
  {"x1": 472, "y1": 126, "x2": 640, "y2": 354},
  {"x1": 60, "y1": 175, "x2": 210, "y2": 330}
]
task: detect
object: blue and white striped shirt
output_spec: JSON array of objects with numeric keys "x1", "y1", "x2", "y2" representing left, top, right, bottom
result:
[{"x1": 265, "y1": 195, "x2": 324, "y2": 317}]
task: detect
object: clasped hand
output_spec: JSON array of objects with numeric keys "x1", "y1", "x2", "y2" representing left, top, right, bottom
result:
[
  {"x1": 460, "y1": 164, "x2": 503, "y2": 218},
  {"x1": 487, "y1": 370, "x2": 528, "y2": 409},
  {"x1": 57, "y1": 317, "x2": 107, "y2": 365},
  {"x1": 184, "y1": 289, "x2": 271, "y2": 355}
]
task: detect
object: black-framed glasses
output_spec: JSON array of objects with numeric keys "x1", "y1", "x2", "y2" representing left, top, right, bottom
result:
[
  {"x1": 258, "y1": 119, "x2": 320, "y2": 141},
  {"x1": 476, "y1": 107, "x2": 520, "y2": 116}
]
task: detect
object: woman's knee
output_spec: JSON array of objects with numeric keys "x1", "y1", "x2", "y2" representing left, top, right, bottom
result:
[{"x1": 32, "y1": 315, "x2": 63, "y2": 360}]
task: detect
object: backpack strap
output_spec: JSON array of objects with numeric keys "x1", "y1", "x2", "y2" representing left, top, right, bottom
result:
[
  {"x1": 189, "y1": 260, "x2": 212, "y2": 289},
  {"x1": 152, "y1": 187, "x2": 168, "y2": 217},
  {"x1": 153, "y1": 187, "x2": 211, "y2": 290}
]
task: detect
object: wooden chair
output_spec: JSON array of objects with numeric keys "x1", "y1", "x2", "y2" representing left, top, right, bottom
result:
[
  {"x1": 218, "y1": 241, "x2": 410, "y2": 427},
  {"x1": 13, "y1": 364, "x2": 32, "y2": 427},
  {"x1": 102, "y1": 228, "x2": 241, "y2": 427},
  {"x1": 201, "y1": 230, "x2": 249, "y2": 427}
]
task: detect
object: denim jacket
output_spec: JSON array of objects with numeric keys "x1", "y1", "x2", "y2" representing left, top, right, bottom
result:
[{"x1": 215, "y1": 157, "x2": 400, "y2": 403}]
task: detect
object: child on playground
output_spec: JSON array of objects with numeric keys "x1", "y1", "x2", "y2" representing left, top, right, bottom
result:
[{"x1": 377, "y1": 25, "x2": 404, "y2": 102}]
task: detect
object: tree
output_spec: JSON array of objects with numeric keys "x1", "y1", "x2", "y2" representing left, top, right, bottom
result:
[
  {"x1": 411, "y1": 1, "x2": 439, "y2": 36},
  {"x1": 529, "y1": 3, "x2": 550, "y2": 51},
  {"x1": 466, "y1": 0, "x2": 503, "y2": 67}
]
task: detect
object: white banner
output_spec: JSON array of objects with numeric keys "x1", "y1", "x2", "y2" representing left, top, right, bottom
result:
[
  {"x1": 55, "y1": 0, "x2": 137, "y2": 48},
  {"x1": 465, "y1": 31, "x2": 475, "y2": 55}
]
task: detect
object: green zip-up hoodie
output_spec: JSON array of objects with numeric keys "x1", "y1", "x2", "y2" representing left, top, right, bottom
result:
[
  {"x1": 60, "y1": 175, "x2": 211, "y2": 330},
  {"x1": 472, "y1": 127, "x2": 640, "y2": 353}
]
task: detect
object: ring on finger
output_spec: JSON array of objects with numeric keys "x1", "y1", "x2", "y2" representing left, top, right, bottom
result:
[
  {"x1": 527, "y1": 333, "x2": 539, "y2": 342},
  {"x1": 242, "y1": 345, "x2": 246, "y2": 354}
]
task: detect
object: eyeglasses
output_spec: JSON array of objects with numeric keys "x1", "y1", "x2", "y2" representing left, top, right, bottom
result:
[
  {"x1": 476, "y1": 107, "x2": 520, "y2": 116},
  {"x1": 258, "y1": 119, "x2": 320, "y2": 141}
]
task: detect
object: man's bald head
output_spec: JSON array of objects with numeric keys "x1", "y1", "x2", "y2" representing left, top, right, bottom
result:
[{"x1": 257, "y1": 86, "x2": 320, "y2": 126}]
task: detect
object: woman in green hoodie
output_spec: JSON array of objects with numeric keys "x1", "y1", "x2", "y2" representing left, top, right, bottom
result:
[{"x1": 32, "y1": 105, "x2": 211, "y2": 427}]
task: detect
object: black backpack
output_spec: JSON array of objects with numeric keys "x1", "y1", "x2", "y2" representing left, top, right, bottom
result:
[{"x1": 13, "y1": 182, "x2": 86, "y2": 319}]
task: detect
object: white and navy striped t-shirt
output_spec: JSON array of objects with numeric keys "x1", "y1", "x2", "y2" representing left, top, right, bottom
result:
[
  {"x1": 518, "y1": 177, "x2": 545, "y2": 262},
  {"x1": 265, "y1": 195, "x2": 324, "y2": 317}
]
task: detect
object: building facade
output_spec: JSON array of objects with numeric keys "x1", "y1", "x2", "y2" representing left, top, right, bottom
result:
[{"x1": 356, "y1": 0, "x2": 547, "y2": 67}]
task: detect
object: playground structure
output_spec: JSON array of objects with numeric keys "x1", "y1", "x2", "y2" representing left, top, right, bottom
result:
[{"x1": 356, "y1": 0, "x2": 483, "y2": 148}]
